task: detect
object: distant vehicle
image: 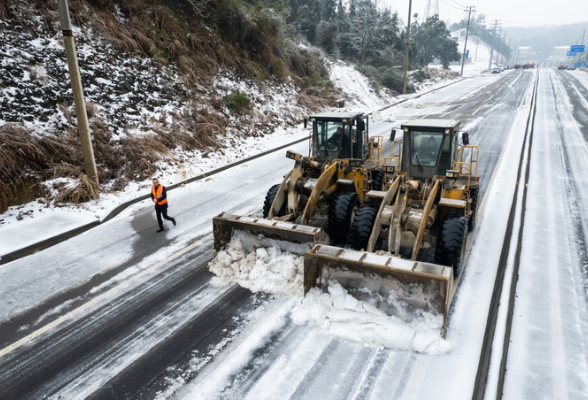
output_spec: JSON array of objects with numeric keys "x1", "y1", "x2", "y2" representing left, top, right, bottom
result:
[
  {"x1": 567, "y1": 65, "x2": 576, "y2": 70},
  {"x1": 491, "y1": 66, "x2": 502, "y2": 73},
  {"x1": 558, "y1": 65, "x2": 567, "y2": 70}
]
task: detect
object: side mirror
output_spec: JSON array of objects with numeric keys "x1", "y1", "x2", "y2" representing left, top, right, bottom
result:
[
  {"x1": 357, "y1": 118, "x2": 365, "y2": 131},
  {"x1": 462, "y1": 132, "x2": 469, "y2": 146},
  {"x1": 390, "y1": 128, "x2": 396, "y2": 142},
  {"x1": 304, "y1": 118, "x2": 308, "y2": 129}
]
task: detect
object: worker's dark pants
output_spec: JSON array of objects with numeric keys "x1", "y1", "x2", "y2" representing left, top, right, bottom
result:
[{"x1": 155, "y1": 204, "x2": 174, "y2": 229}]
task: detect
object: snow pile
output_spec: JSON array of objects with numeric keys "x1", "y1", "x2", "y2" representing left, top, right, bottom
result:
[
  {"x1": 291, "y1": 279, "x2": 451, "y2": 355},
  {"x1": 208, "y1": 231, "x2": 311, "y2": 296},
  {"x1": 209, "y1": 232, "x2": 451, "y2": 353}
]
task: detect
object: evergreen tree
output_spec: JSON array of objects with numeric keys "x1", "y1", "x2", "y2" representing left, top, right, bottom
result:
[
  {"x1": 336, "y1": 0, "x2": 344, "y2": 20},
  {"x1": 322, "y1": 0, "x2": 337, "y2": 21},
  {"x1": 347, "y1": 1, "x2": 399, "y2": 64},
  {"x1": 413, "y1": 15, "x2": 460, "y2": 68},
  {"x1": 348, "y1": 0, "x2": 356, "y2": 19}
]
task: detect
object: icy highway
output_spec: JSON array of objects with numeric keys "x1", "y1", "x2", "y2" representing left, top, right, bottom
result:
[{"x1": 1, "y1": 68, "x2": 587, "y2": 399}]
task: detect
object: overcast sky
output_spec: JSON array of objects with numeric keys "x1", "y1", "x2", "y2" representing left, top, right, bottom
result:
[{"x1": 387, "y1": 0, "x2": 588, "y2": 29}]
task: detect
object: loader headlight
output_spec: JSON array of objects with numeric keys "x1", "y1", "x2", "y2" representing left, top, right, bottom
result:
[
  {"x1": 286, "y1": 151, "x2": 301, "y2": 160},
  {"x1": 446, "y1": 170, "x2": 459, "y2": 179},
  {"x1": 383, "y1": 165, "x2": 395, "y2": 174}
]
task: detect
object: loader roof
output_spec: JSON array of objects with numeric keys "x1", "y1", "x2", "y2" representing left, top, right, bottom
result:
[
  {"x1": 401, "y1": 119, "x2": 460, "y2": 130},
  {"x1": 309, "y1": 111, "x2": 365, "y2": 121}
]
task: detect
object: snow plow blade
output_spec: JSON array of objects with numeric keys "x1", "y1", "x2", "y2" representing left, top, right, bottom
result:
[
  {"x1": 303, "y1": 244, "x2": 455, "y2": 336},
  {"x1": 213, "y1": 212, "x2": 330, "y2": 252}
]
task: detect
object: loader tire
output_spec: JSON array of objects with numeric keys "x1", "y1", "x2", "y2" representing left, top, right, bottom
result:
[
  {"x1": 263, "y1": 184, "x2": 285, "y2": 218},
  {"x1": 372, "y1": 168, "x2": 384, "y2": 191},
  {"x1": 327, "y1": 192, "x2": 360, "y2": 245},
  {"x1": 468, "y1": 187, "x2": 479, "y2": 232},
  {"x1": 349, "y1": 203, "x2": 379, "y2": 250},
  {"x1": 435, "y1": 215, "x2": 467, "y2": 277}
]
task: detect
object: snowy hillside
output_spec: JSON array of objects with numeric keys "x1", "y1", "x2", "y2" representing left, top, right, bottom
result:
[
  {"x1": 0, "y1": 4, "x2": 464, "y2": 234},
  {"x1": 0, "y1": 32, "x2": 386, "y2": 232},
  {"x1": 430, "y1": 29, "x2": 508, "y2": 75},
  {"x1": 0, "y1": 13, "x2": 309, "y2": 179}
]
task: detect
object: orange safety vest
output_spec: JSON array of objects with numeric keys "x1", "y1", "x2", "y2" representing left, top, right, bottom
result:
[{"x1": 152, "y1": 185, "x2": 168, "y2": 205}]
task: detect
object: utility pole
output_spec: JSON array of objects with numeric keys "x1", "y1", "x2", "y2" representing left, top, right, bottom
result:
[
  {"x1": 499, "y1": 34, "x2": 505, "y2": 65},
  {"x1": 496, "y1": 25, "x2": 503, "y2": 64},
  {"x1": 505, "y1": 38, "x2": 511, "y2": 66},
  {"x1": 57, "y1": 0, "x2": 100, "y2": 195},
  {"x1": 402, "y1": 0, "x2": 412, "y2": 94},
  {"x1": 487, "y1": 20, "x2": 500, "y2": 70},
  {"x1": 460, "y1": 6, "x2": 474, "y2": 76},
  {"x1": 423, "y1": 0, "x2": 439, "y2": 21}
]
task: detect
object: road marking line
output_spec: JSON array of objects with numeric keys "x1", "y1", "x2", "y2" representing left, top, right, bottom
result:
[{"x1": 0, "y1": 234, "x2": 213, "y2": 359}]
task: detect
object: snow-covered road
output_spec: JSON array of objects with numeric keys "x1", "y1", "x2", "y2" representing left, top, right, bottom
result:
[
  {"x1": 500, "y1": 69, "x2": 588, "y2": 399},
  {"x1": 171, "y1": 70, "x2": 541, "y2": 400},
  {"x1": 173, "y1": 69, "x2": 588, "y2": 400}
]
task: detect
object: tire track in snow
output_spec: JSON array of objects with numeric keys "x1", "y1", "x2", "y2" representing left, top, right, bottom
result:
[
  {"x1": 547, "y1": 70, "x2": 588, "y2": 397},
  {"x1": 543, "y1": 71, "x2": 568, "y2": 399}
]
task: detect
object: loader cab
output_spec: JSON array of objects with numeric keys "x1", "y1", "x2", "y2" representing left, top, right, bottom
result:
[
  {"x1": 400, "y1": 119, "x2": 461, "y2": 181},
  {"x1": 307, "y1": 112, "x2": 369, "y2": 162}
]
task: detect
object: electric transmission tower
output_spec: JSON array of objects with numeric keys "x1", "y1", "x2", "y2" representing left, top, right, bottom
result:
[{"x1": 423, "y1": 0, "x2": 439, "y2": 21}]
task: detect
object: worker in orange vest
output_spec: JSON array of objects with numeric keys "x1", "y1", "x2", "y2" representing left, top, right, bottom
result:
[{"x1": 150, "y1": 178, "x2": 176, "y2": 232}]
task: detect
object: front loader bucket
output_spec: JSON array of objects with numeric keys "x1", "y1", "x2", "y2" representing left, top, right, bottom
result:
[
  {"x1": 304, "y1": 244, "x2": 455, "y2": 336},
  {"x1": 213, "y1": 212, "x2": 330, "y2": 253}
]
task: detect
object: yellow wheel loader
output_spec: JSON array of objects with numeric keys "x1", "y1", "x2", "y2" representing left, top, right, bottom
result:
[
  {"x1": 303, "y1": 119, "x2": 480, "y2": 336},
  {"x1": 213, "y1": 111, "x2": 386, "y2": 253}
]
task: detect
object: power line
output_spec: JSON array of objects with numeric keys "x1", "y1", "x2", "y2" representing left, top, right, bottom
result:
[
  {"x1": 439, "y1": 0, "x2": 466, "y2": 12},
  {"x1": 448, "y1": 0, "x2": 468, "y2": 8}
]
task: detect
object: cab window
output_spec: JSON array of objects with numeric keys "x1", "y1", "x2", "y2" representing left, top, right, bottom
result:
[
  {"x1": 314, "y1": 121, "x2": 352, "y2": 158},
  {"x1": 411, "y1": 131, "x2": 443, "y2": 167}
]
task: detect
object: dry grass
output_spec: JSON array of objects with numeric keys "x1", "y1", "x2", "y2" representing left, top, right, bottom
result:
[
  {"x1": 428, "y1": 67, "x2": 459, "y2": 80},
  {"x1": 0, "y1": 126, "x2": 38, "y2": 212},
  {"x1": 0, "y1": 98, "x2": 228, "y2": 212},
  {"x1": 53, "y1": 173, "x2": 99, "y2": 204},
  {"x1": 0, "y1": 3, "x2": 8, "y2": 20},
  {"x1": 297, "y1": 88, "x2": 332, "y2": 111},
  {"x1": 0, "y1": 124, "x2": 71, "y2": 212}
]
